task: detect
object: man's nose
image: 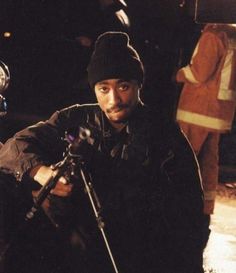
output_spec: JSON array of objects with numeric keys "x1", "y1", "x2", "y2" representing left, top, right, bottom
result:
[{"x1": 108, "y1": 89, "x2": 121, "y2": 105}]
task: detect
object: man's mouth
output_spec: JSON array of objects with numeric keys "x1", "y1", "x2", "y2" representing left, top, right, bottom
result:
[{"x1": 107, "y1": 105, "x2": 127, "y2": 114}]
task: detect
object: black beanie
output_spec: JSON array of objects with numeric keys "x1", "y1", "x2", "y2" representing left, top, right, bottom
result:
[{"x1": 87, "y1": 31, "x2": 144, "y2": 88}]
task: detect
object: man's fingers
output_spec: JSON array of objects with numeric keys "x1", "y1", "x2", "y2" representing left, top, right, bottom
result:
[
  {"x1": 50, "y1": 180, "x2": 73, "y2": 196},
  {"x1": 58, "y1": 176, "x2": 68, "y2": 185}
]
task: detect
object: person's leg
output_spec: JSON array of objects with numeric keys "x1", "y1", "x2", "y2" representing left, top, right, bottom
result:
[
  {"x1": 198, "y1": 132, "x2": 220, "y2": 248},
  {"x1": 178, "y1": 123, "x2": 219, "y2": 213},
  {"x1": 198, "y1": 133, "x2": 220, "y2": 215}
]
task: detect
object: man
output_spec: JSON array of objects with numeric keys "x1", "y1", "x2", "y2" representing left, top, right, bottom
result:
[
  {"x1": 175, "y1": 24, "x2": 236, "y2": 246},
  {"x1": 0, "y1": 32, "x2": 204, "y2": 273}
]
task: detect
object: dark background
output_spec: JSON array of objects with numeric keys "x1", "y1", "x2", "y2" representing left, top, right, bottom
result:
[
  {"x1": 0, "y1": 0, "x2": 201, "y2": 136},
  {"x1": 0, "y1": 0, "x2": 236, "y2": 179}
]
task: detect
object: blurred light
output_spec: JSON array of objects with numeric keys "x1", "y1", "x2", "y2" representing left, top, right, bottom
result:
[
  {"x1": 179, "y1": 1, "x2": 185, "y2": 8},
  {"x1": 76, "y1": 36, "x2": 93, "y2": 47},
  {"x1": 115, "y1": 9, "x2": 130, "y2": 28},
  {"x1": 0, "y1": 95, "x2": 7, "y2": 117},
  {"x1": 3, "y1": 32, "x2": 11, "y2": 38},
  {"x1": 0, "y1": 61, "x2": 10, "y2": 94},
  {"x1": 119, "y1": 0, "x2": 127, "y2": 7}
]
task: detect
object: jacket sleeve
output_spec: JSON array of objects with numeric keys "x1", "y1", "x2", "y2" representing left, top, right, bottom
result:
[
  {"x1": 0, "y1": 104, "x2": 84, "y2": 182},
  {"x1": 160, "y1": 125, "x2": 205, "y2": 272},
  {"x1": 177, "y1": 32, "x2": 224, "y2": 84}
]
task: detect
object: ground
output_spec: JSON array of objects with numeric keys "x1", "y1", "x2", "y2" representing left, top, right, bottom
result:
[{"x1": 203, "y1": 182, "x2": 236, "y2": 273}]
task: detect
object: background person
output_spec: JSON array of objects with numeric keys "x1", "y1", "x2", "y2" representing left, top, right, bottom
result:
[{"x1": 175, "y1": 23, "x2": 236, "y2": 246}]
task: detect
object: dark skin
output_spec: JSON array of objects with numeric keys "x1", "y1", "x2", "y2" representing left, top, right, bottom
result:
[{"x1": 94, "y1": 78, "x2": 141, "y2": 131}]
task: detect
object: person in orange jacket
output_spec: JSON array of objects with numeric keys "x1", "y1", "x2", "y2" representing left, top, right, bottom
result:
[{"x1": 176, "y1": 23, "x2": 236, "y2": 246}]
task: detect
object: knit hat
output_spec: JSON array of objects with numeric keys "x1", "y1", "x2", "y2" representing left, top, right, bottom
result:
[{"x1": 87, "y1": 31, "x2": 144, "y2": 88}]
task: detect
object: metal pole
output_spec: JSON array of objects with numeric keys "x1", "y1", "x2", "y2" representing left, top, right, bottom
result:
[{"x1": 80, "y1": 166, "x2": 120, "y2": 273}]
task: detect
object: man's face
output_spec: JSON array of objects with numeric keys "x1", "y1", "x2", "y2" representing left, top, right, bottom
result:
[{"x1": 94, "y1": 79, "x2": 140, "y2": 125}]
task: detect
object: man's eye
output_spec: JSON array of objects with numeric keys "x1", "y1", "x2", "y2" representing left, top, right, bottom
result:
[
  {"x1": 98, "y1": 86, "x2": 109, "y2": 93},
  {"x1": 119, "y1": 84, "x2": 129, "y2": 91}
]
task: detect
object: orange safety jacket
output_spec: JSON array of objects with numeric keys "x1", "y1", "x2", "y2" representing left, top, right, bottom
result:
[{"x1": 176, "y1": 24, "x2": 236, "y2": 132}]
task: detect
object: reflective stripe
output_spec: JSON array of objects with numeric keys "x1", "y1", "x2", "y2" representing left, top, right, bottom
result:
[
  {"x1": 204, "y1": 190, "x2": 217, "y2": 201},
  {"x1": 218, "y1": 88, "x2": 236, "y2": 101},
  {"x1": 177, "y1": 109, "x2": 231, "y2": 130},
  {"x1": 182, "y1": 65, "x2": 200, "y2": 84},
  {"x1": 218, "y1": 47, "x2": 236, "y2": 101}
]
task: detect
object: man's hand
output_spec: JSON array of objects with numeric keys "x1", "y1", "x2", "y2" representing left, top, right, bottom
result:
[
  {"x1": 30, "y1": 165, "x2": 73, "y2": 197},
  {"x1": 50, "y1": 177, "x2": 73, "y2": 197}
]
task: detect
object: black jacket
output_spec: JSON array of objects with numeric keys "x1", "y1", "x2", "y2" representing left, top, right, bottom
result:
[{"x1": 0, "y1": 103, "x2": 204, "y2": 273}]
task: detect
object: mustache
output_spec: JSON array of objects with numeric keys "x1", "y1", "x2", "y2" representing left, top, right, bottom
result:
[{"x1": 106, "y1": 104, "x2": 129, "y2": 113}]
